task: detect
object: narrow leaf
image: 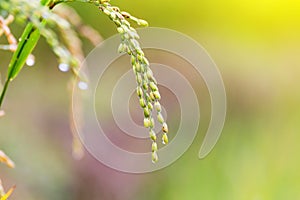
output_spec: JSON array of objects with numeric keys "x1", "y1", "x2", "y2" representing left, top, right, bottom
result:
[
  {"x1": 6, "y1": 23, "x2": 40, "y2": 81},
  {"x1": 0, "y1": 23, "x2": 41, "y2": 107}
]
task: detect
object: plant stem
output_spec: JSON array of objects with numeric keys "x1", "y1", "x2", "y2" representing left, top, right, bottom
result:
[{"x1": 0, "y1": 80, "x2": 9, "y2": 108}]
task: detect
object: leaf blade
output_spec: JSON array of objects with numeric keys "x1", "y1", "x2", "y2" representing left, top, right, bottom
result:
[
  {"x1": 0, "y1": 23, "x2": 40, "y2": 107},
  {"x1": 7, "y1": 23, "x2": 40, "y2": 81}
]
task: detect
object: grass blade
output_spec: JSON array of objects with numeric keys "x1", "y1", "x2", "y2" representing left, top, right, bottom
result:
[
  {"x1": 7, "y1": 23, "x2": 40, "y2": 81},
  {"x1": 0, "y1": 23, "x2": 41, "y2": 107}
]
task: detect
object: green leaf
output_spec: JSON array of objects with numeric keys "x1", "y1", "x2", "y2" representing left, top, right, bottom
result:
[
  {"x1": 0, "y1": 23, "x2": 41, "y2": 107},
  {"x1": 0, "y1": 0, "x2": 53, "y2": 107},
  {"x1": 7, "y1": 23, "x2": 40, "y2": 81}
]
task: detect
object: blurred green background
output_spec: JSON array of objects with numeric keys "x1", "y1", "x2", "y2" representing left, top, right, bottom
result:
[{"x1": 1, "y1": 0, "x2": 300, "y2": 199}]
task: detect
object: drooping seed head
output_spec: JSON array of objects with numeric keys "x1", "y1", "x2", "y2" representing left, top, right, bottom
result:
[
  {"x1": 162, "y1": 133, "x2": 169, "y2": 145},
  {"x1": 162, "y1": 122, "x2": 168, "y2": 133},
  {"x1": 118, "y1": 43, "x2": 127, "y2": 53},
  {"x1": 154, "y1": 101, "x2": 162, "y2": 112},
  {"x1": 146, "y1": 69, "x2": 153, "y2": 79},
  {"x1": 139, "y1": 98, "x2": 146, "y2": 108},
  {"x1": 136, "y1": 86, "x2": 143, "y2": 97},
  {"x1": 131, "y1": 55, "x2": 136, "y2": 65},
  {"x1": 152, "y1": 152, "x2": 158, "y2": 163},
  {"x1": 130, "y1": 38, "x2": 139, "y2": 49},
  {"x1": 111, "y1": 6, "x2": 120, "y2": 12},
  {"x1": 120, "y1": 11, "x2": 131, "y2": 18},
  {"x1": 149, "y1": 118, "x2": 155, "y2": 128},
  {"x1": 109, "y1": 12, "x2": 116, "y2": 20},
  {"x1": 136, "y1": 48, "x2": 143, "y2": 55},
  {"x1": 117, "y1": 26, "x2": 124, "y2": 34},
  {"x1": 137, "y1": 54, "x2": 143, "y2": 62},
  {"x1": 142, "y1": 57, "x2": 149, "y2": 66},
  {"x1": 137, "y1": 19, "x2": 149, "y2": 27},
  {"x1": 140, "y1": 63, "x2": 146, "y2": 73},
  {"x1": 157, "y1": 113, "x2": 164, "y2": 124},
  {"x1": 142, "y1": 82, "x2": 148, "y2": 90},
  {"x1": 124, "y1": 33, "x2": 130, "y2": 40},
  {"x1": 149, "y1": 82, "x2": 158, "y2": 91},
  {"x1": 143, "y1": 107, "x2": 150, "y2": 118},
  {"x1": 153, "y1": 91, "x2": 161, "y2": 100},
  {"x1": 136, "y1": 73, "x2": 142, "y2": 84},
  {"x1": 128, "y1": 31, "x2": 140, "y2": 39},
  {"x1": 100, "y1": 0, "x2": 111, "y2": 3},
  {"x1": 152, "y1": 142, "x2": 158, "y2": 152},
  {"x1": 137, "y1": 49, "x2": 144, "y2": 57},
  {"x1": 149, "y1": 129, "x2": 156, "y2": 141},
  {"x1": 103, "y1": 8, "x2": 110, "y2": 16},
  {"x1": 147, "y1": 102, "x2": 153, "y2": 110},
  {"x1": 149, "y1": 92, "x2": 156, "y2": 101},
  {"x1": 144, "y1": 118, "x2": 151, "y2": 128},
  {"x1": 135, "y1": 62, "x2": 141, "y2": 72},
  {"x1": 145, "y1": 94, "x2": 151, "y2": 102},
  {"x1": 121, "y1": 19, "x2": 131, "y2": 27},
  {"x1": 150, "y1": 76, "x2": 158, "y2": 85}
]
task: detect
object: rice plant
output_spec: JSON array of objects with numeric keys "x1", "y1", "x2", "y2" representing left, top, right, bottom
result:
[{"x1": 0, "y1": 0, "x2": 169, "y2": 178}]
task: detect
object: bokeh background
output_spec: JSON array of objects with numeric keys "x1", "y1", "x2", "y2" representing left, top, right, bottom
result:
[{"x1": 1, "y1": 0, "x2": 300, "y2": 199}]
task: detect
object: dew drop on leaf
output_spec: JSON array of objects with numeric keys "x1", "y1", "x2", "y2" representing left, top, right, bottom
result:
[
  {"x1": 78, "y1": 81, "x2": 88, "y2": 90},
  {"x1": 26, "y1": 55, "x2": 35, "y2": 66},
  {"x1": 58, "y1": 63, "x2": 70, "y2": 72}
]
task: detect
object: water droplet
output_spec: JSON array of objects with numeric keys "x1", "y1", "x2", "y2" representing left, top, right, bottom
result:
[
  {"x1": 26, "y1": 55, "x2": 35, "y2": 66},
  {"x1": 58, "y1": 63, "x2": 70, "y2": 72},
  {"x1": 42, "y1": 12, "x2": 49, "y2": 19},
  {"x1": 78, "y1": 81, "x2": 88, "y2": 90}
]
